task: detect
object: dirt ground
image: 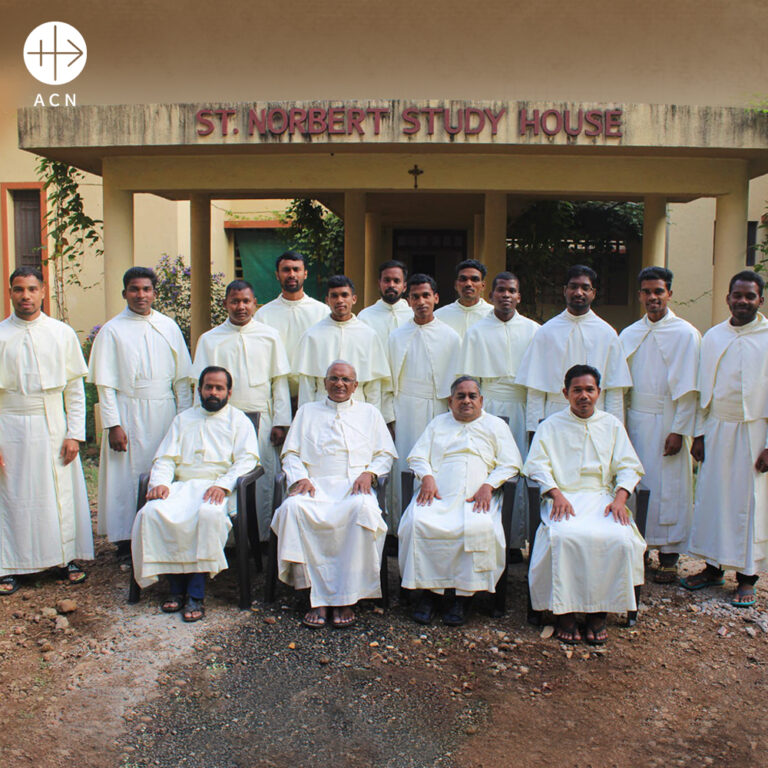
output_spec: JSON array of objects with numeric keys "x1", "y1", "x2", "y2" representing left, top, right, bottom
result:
[{"x1": 1, "y1": 459, "x2": 767, "y2": 768}]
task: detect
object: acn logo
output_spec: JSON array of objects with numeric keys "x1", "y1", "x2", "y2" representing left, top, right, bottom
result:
[{"x1": 24, "y1": 22, "x2": 87, "y2": 86}]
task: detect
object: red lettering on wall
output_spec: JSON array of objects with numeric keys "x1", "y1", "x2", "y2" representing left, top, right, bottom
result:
[
  {"x1": 196, "y1": 109, "x2": 214, "y2": 137},
  {"x1": 518, "y1": 108, "x2": 538, "y2": 136},
  {"x1": 214, "y1": 109, "x2": 237, "y2": 136},
  {"x1": 604, "y1": 109, "x2": 623, "y2": 137},
  {"x1": 347, "y1": 108, "x2": 366, "y2": 136},
  {"x1": 307, "y1": 107, "x2": 327, "y2": 135},
  {"x1": 464, "y1": 108, "x2": 485, "y2": 135},
  {"x1": 248, "y1": 108, "x2": 266, "y2": 136},
  {"x1": 267, "y1": 108, "x2": 288, "y2": 134},
  {"x1": 367, "y1": 108, "x2": 390, "y2": 135},
  {"x1": 289, "y1": 108, "x2": 308, "y2": 134},
  {"x1": 485, "y1": 108, "x2": 506, "y2": 136},
  {"x1": 401, "y1": 108, "x2": 420, "y2": 135},
  {"x1": 444, "y1": 108, "x2": 463, "y2": 136},
  {"x1": 583, "y1": 110, "x2": 603, "y2": 137},
  {"x1": 540, "y1": 109, "x2": 562, "y2": 136},
  {"x1": 563, "y1": 109, "x2": 583, "y2": 137},
  {"x1": 327, "y1": 108, "x2": 346, "y2": 135}
]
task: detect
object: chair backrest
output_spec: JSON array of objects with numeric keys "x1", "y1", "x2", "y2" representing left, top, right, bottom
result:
[{"x1": 244, "y1": 411, "x2": 261, "y2": 435}]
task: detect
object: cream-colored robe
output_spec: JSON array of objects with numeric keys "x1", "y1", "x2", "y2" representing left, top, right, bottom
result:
[
  {"x1": 255, "y1": 294, "x2": 329, "y2": 396},
  {"x1": 131, "y1": 404, "x2": 260, "y2": 587},
  {"x1": 687, "y1": 313, "x2": 768, "y2": 573},
  {"x1": 88, "y1": 308, "x2": 192, "y2": 542},
  {"x1": 398, "y1": 411, "x2": 521, "y2": 595},
  {"x1": 620, "y1": 310, "x2": 700, "y2": 553},
  {"x1": 434, "y1": 298, "x2": 493, "y2": 339},
  {"x1": 525, "y1": 408, "x2": 645, "y2": 614},
  {"x1": 516, "y1": 309, "x2": 632, "y2": 431},
  {"x1": 387, "y1": 318, "x2": 461, "y2": 529},
  {"x1": 0, "y1": 313, "x2": 93, "y2": 575},
  {"x1": 271, "y1": 398, "x2": 396, "y2": 607},
  {"x1": 293, "y1": 315, "x2": 390, "y2": 410},
  {"x1": 358, "y1": 298, "x2": 412, "y2": 345},
  {"x1": 193, "y1": 318, "x2": 291, "y2": 539}
]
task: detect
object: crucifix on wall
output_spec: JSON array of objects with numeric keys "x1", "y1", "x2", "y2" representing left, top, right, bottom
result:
[{"x1": 408, "y1": 164, "x2": 423, "y2": 189}]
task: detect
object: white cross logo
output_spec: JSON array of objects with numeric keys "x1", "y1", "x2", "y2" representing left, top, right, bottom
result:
[{"x1": 24, "y1": 22, "x2": 87, "y2": 86}]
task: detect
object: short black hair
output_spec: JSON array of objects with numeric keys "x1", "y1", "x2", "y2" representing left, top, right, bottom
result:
[
  {"x1": 123, "y1": 266, "x2": 157, "y2": 290},
  {"x1": 456, "y1": 259, "x2": 487, "y2": 278},
  {"x1": 564, "y1": 264, "x2": 598, "y2": 288},
  {"x1": 490, "y1": 271, "x2": 520, "y2": 292},
  {"x1": 378, "y1": 260, "x2": 407, "y2": 278},
  {"x1": 450, "y1": 375, "x2": 481, "y2": 396},
  {"x1": 225, "y1": 279, "x2": 255, "y2": 298},
  {"x1": 198, "y1": 365, "x2": 233, "y2": 390},
  {"x1": 564, "y1": 364, "x2": 601, "y2": 391},
  {"x1": 406, "y1": 273, "x2": 438, "y2": 294},
  {"x1": 638, "y1": 266, "x2": 673, "y2": 290},
  {"x1": 327, "y1": 275, "x2": 355, "y2": 294},
  {"x1": 729, "y1": 269, "x2": 765, "y2": 296},
  {"x1": 275, "y1": 250, "x2": 307, "y2": 269},
  {"x1": 9, "y1": 266, "x2": 44, "y2": 287}
]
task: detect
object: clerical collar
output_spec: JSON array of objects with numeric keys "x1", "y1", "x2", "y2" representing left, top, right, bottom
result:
[
  {"x1": 278, "y1": 293, "x2": 306, "y2": 304},
  {"x1": 730, "y1": 314, "x2": 761, "y2": 331},
  {"x1": 324, "y1": 397, "x2": 354, "y2": 411},
  {"x1": 645, "y1": 309, "x2": 671, "y2": 325},
  {"x1": 329, "y1": 315, "x2": 356, "y2": 326},
  {"x1": 456, "y1": 300, "x2": 482, "y2": 312},
  {"x1": 564, "y1": 308, "x2": 593, "y2": 321},
  {"x1": 11, "y1": 312, "x2": 44, "y2": 327},
  {"x1": 568, "y1": 407, "x2": 600, "y2": 423},
  {"x1": 200, "y1": 402, "x2": 230, "y2": 418},
  {"x1": 225, "y1": 317, "x2": 254, "y2": 332},
  {"x1": 124, "y1": 307, "x2": 153, "y2": 320}
]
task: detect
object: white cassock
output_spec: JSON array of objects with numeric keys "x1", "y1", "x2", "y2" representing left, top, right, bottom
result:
[
  {"x1": 193, "y1": 318, "x2": 291, "y2": 539},
  {"x1": 255, "y1": 294, "x2": 329, "y2": 396},
  {"x1": 387, "y1": 318, "x2": 461, "y2": 529},
  {"x1": 516, "y1": 309, "x2": 632, "y2": 431},
  {"x1": 434, "y1": 298, "x2": 493, "y2": 339},
  {"x1": 525, "y1": 408, "x2": 646, "y2": 614},
  {"x1": 398, "y1": 411, "x2": 522, "y2": 595},
  {"x1": 358, "y1": 298, "x2": 412, "y2": 345},
  {"x1": 620, "y1": 310, "x2": 700, "y2": 553},
  {"x1": 0, "y1": 313, "x2": 93, "y2": 576},
  {"x1": 88, "y1": 308, "x2": 192, "y2": 542},
  {"x1": 687, "y1": 313, "x2": 768, "y2": 574},
  {"x1": 271, "y1": 398, "x2": 396, "y2": 607},
  {"x1": 293, "y1": 315, "x2": 390, "y2": 410},
  {"x1": 131, "y1": 404, "x2": 260, "y2": 588}
]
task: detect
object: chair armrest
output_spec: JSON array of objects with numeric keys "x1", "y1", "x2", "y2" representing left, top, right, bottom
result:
[
  {"x1": 273, "y1": 471, "x2": 286, "y2": 512},
  {"x1": 375, "y1": 473, "x2": 389, "y2": 510},
  {"x1": 526, "y1": 478, "x2": 542, "y2": 540},
  {"x1": 244, "y1": 411, "x2": 261, "y2": 434},
  {"x1": 633, "y1": 487, "x2": 650, "y2": 536},
  {"x1": 236, "y1": 465, "x2": 265, "y2": 492},
  {"x1": 136, "y1": 472, "x2": 151, "y2": 511},
  {"x1": 401, "y1": 470, "x2": 415, "y2": 514}
]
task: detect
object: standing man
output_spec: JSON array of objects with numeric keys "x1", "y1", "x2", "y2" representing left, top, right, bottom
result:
[
  {"x1": 683, "y1": 271, "x2": 768, "y2": 608},
  {"x1": 387, "y1": 274, "x2": 461, "y2": 526},
  {"x1": 254, "y1": 251, "x2": 328, "y2": 398},
  {"x1": 293, "y1": 276, "x2": 390, "y2": 409},
  {"x1": 434, "y1": 259, "x2": 493, "y2": 339},
  {"x1": 398, "y1": 377, "x2": 522, "y2": 626},
  {"x1": 88, "y1": 266, "x2": 192, "y2": 560},
  {"x1": 516, "y1": 264, "x2": 631, "y2": 435},
  {"x1": 193, "y1": 280, "x2": 291, "y2": 539},
  {"x1": 358, "y1": 260, "x2": 412, "y2": 345},
  {"x1": 0, "y1": 267, "x2": 93, "y2": 594},
  {"x1": 620, "y1": 267, "x2": 700, "y2": 583}
]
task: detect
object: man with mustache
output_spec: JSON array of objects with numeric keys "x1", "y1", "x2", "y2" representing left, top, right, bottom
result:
[
  {"x1": 358, "y1": 260, "x2": 412, "y2": 345},
  {"x1": 683, "y1": 270, "x2": 768, "y2": 608},
  {"x1": 619, "y1": 267, "x2": 700, "y2": 584},
  {"x1": 193, "y1": 279, "x2": 291, "y2": 539},
  {"x1": 525, "y1": 365, "x2": 646, "y2": 644},
  {"x1": 434, "y1": 259, "x2": 493, "y2": 339},
  {"x1": 131, "y1": 366, "x2": 260, "y2": 621},
  {"x1": 88, "y1": 267, "x2": 192, "y2": 562},
  {"x1": 516, "y1": 264, "x2": 632, "y2": 437}
]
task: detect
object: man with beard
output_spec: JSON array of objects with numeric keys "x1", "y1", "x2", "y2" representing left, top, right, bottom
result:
[
  {"x1": 516, "y1": 265, "x2": 631, "y2": 436},
  {"x1": 358, "y1": 260, "x2": 412, "y2": 346},
  {"x1": 434, "y1": 259, "x2": 493, "y2": 339},
  {"x1": 683, "y1": 271, "x2": 768, "y2": 608},
  {"x1": 255, "y1": 251, "x2": 329, "y2": 397},
  {"x1": 193, "y1": 280, "x2": 291, "y2": 539},
  {"x1": 130, "y1": 367, "x2": 260, "y2": 621}
]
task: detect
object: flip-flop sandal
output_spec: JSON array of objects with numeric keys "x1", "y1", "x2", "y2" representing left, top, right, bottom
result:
[
  {"x1": 0, "y1": 576, "x2": 19, "y2": 596},
  {"x1": 585, "y1": 624, "x2": 608, "y2": 645},
  {"x1": 654, "y1": 565, "x2": 679, "y2": 584},
  {"x1": 731, "y1": 587, "x2": 757, "y2": 608},
  {"x1": 161, "y1": 595, "x2": 185, "y2": 613},
  {"x1": 556, "y1": 618, "x2": 582, "y2": 644},
  {"x1": 302, "y1": 610, "x2": 327, "y2": 629},
  {"x1": 182, "y1": 597, "x2": 205, "y2": 622},
  {"x1": 680, "y1": 571, "x2": 725, "y2": 591},
  {"x1": 63, "y1": 562, "x2": 87, "y2": 585},
  {"x1": 332, "y1": 609, "x2": 356, "y2": 628}
]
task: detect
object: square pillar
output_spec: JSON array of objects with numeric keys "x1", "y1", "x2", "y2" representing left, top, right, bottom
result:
[
  {"x1": 473, "y1": 213, "x2": 484, "y2": 261},
  {"x1": 190, "y1": 194, "x2": 212, "y2": 348},
  {"x1": 344, "y1": 191, "x2": 366, "y2": 300},
  {"x1": 102, "y1": 176, "x2": 134, "y2": 318},
  {"x1": 482, "y1": 193, "x2": 507, "y2": 280},
  {"x1": 364, "y1": 212, "x2": 381, "y2": 307},
  {"x1": 642, "y1": 195, "x2": 667, "y2": 268},
  {"x1": 712, "y1": 178, "x2": 749, "y2": 324}
]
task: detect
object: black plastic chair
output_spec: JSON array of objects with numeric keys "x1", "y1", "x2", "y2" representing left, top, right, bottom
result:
[
  {"x1": 525, "y1": 480, "x2": 650, "y2": 626},
  {"x1": 400, "y1": 470, "x2": 518, "y2": 618}
]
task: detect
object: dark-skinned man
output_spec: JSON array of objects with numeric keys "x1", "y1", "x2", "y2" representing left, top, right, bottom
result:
[
  {"x1": 193, "y1": 279, "x2": 291, "y2": 540},
  {"x1": 398, "y1": 377, "x2": 521, "y2": 626},
  {"x1": 358, "y1": 260, "x2": 412, "y2": 345},
  {"x1": 525, "y1": 365, "x2": 645, "y2": 645},
  {"x1": 88, "y1": 267, "x2": 192, "y2": 561},
  {"x1": 434, "y1": 259, "x2": 492, "y2": 339},
  {"x1": 131, "y1": 366, "x2": 260, "y2": 622},
  {"x1": 271, "y1": 361, "x2": 396, "y2": 629},
  {"x1": 682, "y1": 270, "x2": 768, "y2": 608},
  {"x1": 0, "y1": 267, "x2": 93, "y2": 595},
  {"x1": 619, "y1": 267, "x2": 700, "y2": 584}
]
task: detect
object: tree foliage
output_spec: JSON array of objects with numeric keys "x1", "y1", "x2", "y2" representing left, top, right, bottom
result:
[{"x1": 280, "y1": 199, "x2": 344, "y2": 275}]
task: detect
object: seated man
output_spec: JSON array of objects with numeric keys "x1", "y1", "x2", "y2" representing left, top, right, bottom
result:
[
  {"x1": 131, "y1": 366, "x2": 260, "y2": 622},
  {"x1": 398, "y1": 376, "x2": 522, "y2": 626},
  {"x1": 525, "y1": 364, "x2": 645, "y2": 644},
  {"x1": 271, "y1": 360, "x2": 396, "y2": 629}
]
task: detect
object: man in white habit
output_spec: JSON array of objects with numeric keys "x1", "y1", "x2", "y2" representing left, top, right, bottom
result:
[
  {"x1": 0, "y1": 267, "x2": 93, "y2": 595},
  {"x1": 358, "y1": 260, "x2": 412, "y2": 345},
  {"x1": 387, "y1": 274, "x2": 461, "y2": 527},
  {"x1": 254, "y1": 251, "x2": 328, "y2": 397},
  {"x1": 270, "y1": 361, "x2": 396, "y2": 629},
  {"x1": 398, "y1": 376, "x2": 522, "y2": 626},
  {"x1": 434, "y1": 259, "x2": 493, "y2": 339},
  {"x1": 516, "y1": 264, "x2": 632, "y2": 435},
  {"x1": 682, "y1": 270, "x2": 768, "y2": 608},
  {"x1": 88, "y1": 266, "x2": 192, "y2": 561},
  {"x1": 193, "y1": 279, "x2": 291, "y2": 539},
  {"x1": 131, "y1": 366, "x2": 260, "y2": 622},
  {"x1": 619, "y1": 267, "x2": 700, "y2": 584},
  {"x1": 525, "y1": 364, "x2": 645, "y2": 644},
  {"x1": 293, "y1": 275, "x2": 390, "y2": 409}
]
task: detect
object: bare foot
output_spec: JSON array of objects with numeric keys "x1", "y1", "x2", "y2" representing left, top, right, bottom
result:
[
  {"x1": 555, "y1": 613, "x2": 581, "y2": 643},
  {"x1": 332, "y1": 606, "x2": 355, "y2": 628},
  {"x1": 302, "y1": 606, "x2": 328, "y2": 628}
]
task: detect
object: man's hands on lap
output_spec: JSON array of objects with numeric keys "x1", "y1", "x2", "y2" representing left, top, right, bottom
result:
[
  {"x1": 417, "y1": 475, "x2": 441, "y2": 506},
  {"x1": 146, "y1": 485, "x2": 170, "y2": 500},
  {"x1": 605, "y1": 488, "x2": 631, "y2": 525},
  {"x1": 60, "y1": 439, "x2": 80, "y2": 466},
  {"x1": 203, "y1": 486, "x2": 228, "y2": 504},
  {"x1": 289, "y1": 478, "x2": 316, "y2": 497},
  {"x1": 108, "y1": 425, "x2": 128, "y2": 452},
  {"x1": 351, "y1": 471, "x2": 375, "y2": 495},
  {"x1": 467, "y1": 483, "x2": 494, "y2": 512},
  {"x1": 548, "y1": 488, "x2": 575, "y2": 521}
]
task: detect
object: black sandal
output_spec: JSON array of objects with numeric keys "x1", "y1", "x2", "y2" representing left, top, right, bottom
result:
[
  {"x1": 443, "y1": 597, "x2": 469, "y2": 626},
  {"x1": 412, "y1": 591, "x2": 436, "y2": 625},
  {"x1": 0, "y1": 575, "x2": 19, "y2": 596},
  {"x1": 62, "y1": 562, "x2": 87, "y2": 585},
  {"x1": 161, "y1": 595, "x2": 185, "y2": 613},
  {"x1": 182, "y1": 597, "x2": 205, "y2": 622}
]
